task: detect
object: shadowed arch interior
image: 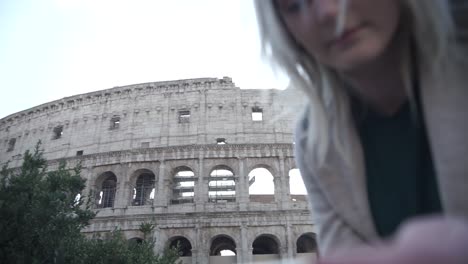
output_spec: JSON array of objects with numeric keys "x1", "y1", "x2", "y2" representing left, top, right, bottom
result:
[
  {"x1": 169, "y1": 236, "x2": 192, "y2": 257},
  {"x1": 97, "y1": 172, "x2": 117, "y2": 208},
  {"x1": 252, "y1": 235, "x2": 279, "y2": 255},
  {"x1": 132, "y1": 170, "x2": 155, "y2": 206},
  {"x1": 210, "y1": 235, "x2": 237, "y2": 256},
  {"x1": 296, "y1": 233, "x2": 317, "y2": 253},
  {"x1": 128, "y1": 237, "x2": 143, "y2": 245}
]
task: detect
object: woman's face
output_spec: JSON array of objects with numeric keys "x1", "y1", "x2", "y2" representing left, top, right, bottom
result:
[{"x1": 276, "y1": 0, "x2": 401, "y2": 73}]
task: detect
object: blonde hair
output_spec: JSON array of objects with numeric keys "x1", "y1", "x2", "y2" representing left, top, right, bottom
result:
[{"x1": 254, "y1": 0, "x2": 462, "y2": 167}]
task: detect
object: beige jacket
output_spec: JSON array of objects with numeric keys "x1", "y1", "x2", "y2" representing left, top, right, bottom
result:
[{"x1": 294, "y1": 0, "x2": 468, "y2": 255}]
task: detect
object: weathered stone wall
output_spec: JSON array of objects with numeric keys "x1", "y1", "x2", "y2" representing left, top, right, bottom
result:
[
  {"x1": 0, "y1": 77, "x2": 295, "y2": 166},
  {"x1": 0, "y1": 77, "x2": 315, "y2": 263}
]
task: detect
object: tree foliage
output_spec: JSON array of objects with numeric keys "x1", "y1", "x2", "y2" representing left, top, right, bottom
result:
[{"x1": 0, "y1": 143, "x2": 181, "y2": 264}]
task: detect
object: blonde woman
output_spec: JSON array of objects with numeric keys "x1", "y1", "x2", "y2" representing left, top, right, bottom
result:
[{"x1": 255, "y1": 0, "x2": 468, "y2": 263}]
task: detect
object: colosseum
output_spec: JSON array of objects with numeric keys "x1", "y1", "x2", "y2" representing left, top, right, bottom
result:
[{"x1": 0, "y1": 77, "x2": 316, "y2": 263}]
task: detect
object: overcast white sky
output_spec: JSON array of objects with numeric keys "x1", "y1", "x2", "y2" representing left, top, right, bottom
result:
[{"x1": 0, "y1": 0, "x2": 288, "y2": 119}]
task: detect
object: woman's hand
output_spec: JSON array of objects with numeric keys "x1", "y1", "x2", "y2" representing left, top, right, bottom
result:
[{"x1": 320, "y1": 216, "x2": 468, "y2": 264}]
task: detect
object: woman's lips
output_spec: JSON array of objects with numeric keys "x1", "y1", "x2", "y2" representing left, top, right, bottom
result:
[{"x1": 329, "y1": 25, "x2": 363, "y2": 48}]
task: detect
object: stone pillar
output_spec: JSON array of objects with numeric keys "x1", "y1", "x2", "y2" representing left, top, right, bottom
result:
[
  {"x1": 280, "y1": 245, "x2": 288, "y2": 264},
  {"x1": 196, "y1": 227, "x2": 209, "y2": 264},
  {"x1": 240, "y1": 223, "x2": 251, "y2": 263},
  {"x1": 196, "y1": 157, "x2": 207, "y2": 211},
  {"x1": 192, "y1": 224, "x2": 202, "y2": 264},
  {"x1": 238, "y1": 158, "x2": 249, "y2": 210},
  {"x1": 286, "y1": 224, "x2": 294, "y2": 260},
  {"x1": 278, "y1": 156, "x2": 290, "y2": 209},
  {"x1": 196, "y1": 157, "x2": 205, "y2": 203},
  {"x1": 115, "y1": 164, "x2": 129, "y2": 208},
  {"x1": 273, "y1": 176, "x2": 282, "y2": 203},
  {"x1": 155, "y1": 161, "x2": 166, "y2": 207},
  {"x1": 81, "y1": 166, "x2": 94, "y2": 209},
  {"x1": 153, "y1": 226, "x2": 163, "y2": 254},
  {"x1": 123, "y1": 163, "x2": 135, "y2": 208}
]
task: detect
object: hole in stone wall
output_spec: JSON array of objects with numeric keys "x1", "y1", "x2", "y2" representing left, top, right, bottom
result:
[
  {"x1": 252, "y1": 107, "x2": 263, "y2": 121},
  {"x1": 7, "y1": 138, "x2": 16, "y2": 152},
  {"x1": 178, "y1": 110, "x2": 190, "y2": 123},
  {"x1": 110, "y1": 116, "x2": 120, "y2": 130},
  {"x1": 53, "y1": 126, "x2": 63, "y2": 139}
]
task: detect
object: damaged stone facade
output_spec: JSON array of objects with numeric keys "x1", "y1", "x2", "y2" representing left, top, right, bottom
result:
[{"x1": 0, "y1": 77, "x2": 316, "y2": 263}]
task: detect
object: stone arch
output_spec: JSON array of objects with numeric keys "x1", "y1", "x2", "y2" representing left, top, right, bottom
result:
[
  {"x1": 208, "y1": 165, "x2": 236, "y2": 203},
  {"x1": 252, "y1": 234, "x2": 281, "y2": 255},
  {"x1": 95, "y1": 171, "x2": 117, "y2": 208},
  {"x1": 210, "y1": 234, "x2": 237, "y2": 256},
  {"x1": 168, "y1": 236, "x2": 192, "y2": 256},
  {"x1": 248, "y1": 164, "x2": 275, "y2": 202},
  {"x1": 130, "y1": 169, "x2": 156, "y2": 206},
  {"x1": 171, "y1": 166, "x2": 196, "y2": 204},
  {"x1": 296, "y1": 233, "x2": 317, "y2": 253},
  {"x1": 246, "y1": 163, "x2": 278, "y2": 178}
]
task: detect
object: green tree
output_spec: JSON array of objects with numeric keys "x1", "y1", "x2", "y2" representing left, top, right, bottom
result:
[{"x1": 0, "y1": 143, "x2": 181, "y2": 264}]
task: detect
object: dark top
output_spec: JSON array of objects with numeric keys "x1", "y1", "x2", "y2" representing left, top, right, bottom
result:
[{"x1": 356, "y1": 101, "x2": 442, "y2": 238}]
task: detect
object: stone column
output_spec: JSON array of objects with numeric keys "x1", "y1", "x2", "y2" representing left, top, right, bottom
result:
[
  {"x1": 155, "y1": 160, "x2": 166, "y2": 207},
  {"x1": 115, "y1": 164, "x2": 130, "y2": 209},
  {"x1": 278, "y1": 156, "x2": 290, "y2": 209},
  {"x1": 81, "y1": 166, "x2": 94, "y2": 209},
  {"x1": 286, "y1": 224, "x2": 294, "y2": 260},
  {"x1": 280, "y1": 245, "x2": 288, "y2": 264},
  {"x1": 192, "y1": 224, "x2": 202, "y2": 264},
  {"x1": 237, "y1": 158, "x2": 248, "y2": 210},
  {"x1": 196, "y1": 157, "x2": 205, "y2": 203},
  {"x1": 196, "y1": 157, "x2": 207, "y2": 211},
  {"x1": 153, "y1": 226, "x2": 163, "y2": 254},
  {"x1": 240, "y1": 223, "x2": 251, "y2": 263},
  {"x1": 122, "y1": 163, "x2": 134, "y2": 208},
  {"x1": 196, "y1": 227, "x2": 209, "y2": 264}
]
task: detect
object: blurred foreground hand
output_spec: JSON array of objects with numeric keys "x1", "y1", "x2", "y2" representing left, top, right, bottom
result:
[{"x1": 320, "y1": 216, "x2": 468, "y2": 264}]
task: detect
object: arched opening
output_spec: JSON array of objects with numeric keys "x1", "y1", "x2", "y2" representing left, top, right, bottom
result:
[
  {"x1": 208, "y1": 166, "x2": 235, "y2": 203},
  {"x1": 210, "y1": 235, "x2": 237, "y2": 256},
  {"x1": 96, "y1": 172, "x2": 117, "y2": 208},
  {"x1": 171, "y1": 167, "x2": 196, "y2": 204},
  {"x1": 248, "y1": 167, "x2": 275, "y2": 203},
  {"x1": 252, "y1": 235, "x2": 280, "y2": 255},
  {"x1": 132, "y1": 170, "x2": 155, "y2": 206},
  {"x1": 289, "y1": 168, "x2": 307, "y2": 202},
  {"x1": 296, "y1": 233, "x2": 317, "y2": 253},
  {"x1": 169, "y1": 236, "x2": 192, "y2": 257},
  {"x1": 128, "y1": 237, "x2": 143, "y2": 245}
]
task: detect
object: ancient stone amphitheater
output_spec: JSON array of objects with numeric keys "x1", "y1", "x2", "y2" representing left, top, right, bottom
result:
[{"x1": 0, "y1": 77, "x2": 316, "y2": 263}]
